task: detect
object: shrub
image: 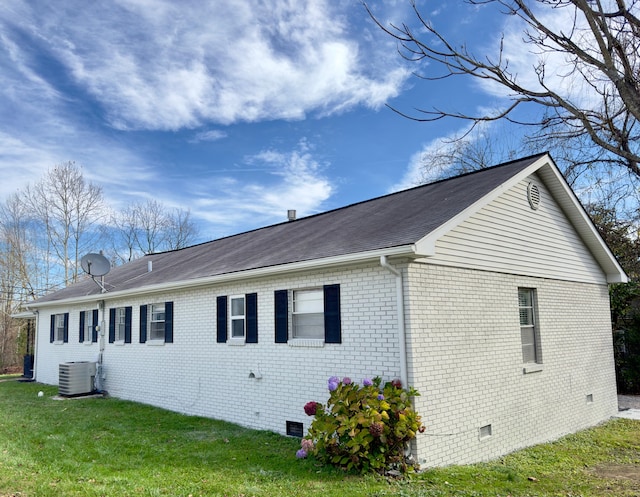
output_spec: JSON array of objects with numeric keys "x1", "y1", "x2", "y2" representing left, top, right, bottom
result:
[{"x1": 298, "y1": 376, "x2": 424, "y2": 474}]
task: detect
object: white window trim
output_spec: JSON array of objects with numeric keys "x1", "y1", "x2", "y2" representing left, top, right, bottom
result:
[
  {"x1": 518, "y1": 287, "x2": 542, "y2": 367},
  {"x1": 292, "y1": 288, "x2": 324, "y2": 340},
  {"x1": 230, "y1": 295, "x2": 246, "y2": 340},
  {"x1": 148, "y1": 303, "x2": 166, "y2": 342},
  {"x1": 523, "y1": 363, "x2": 544, "y2": 374},
  {"x1": 115, "y1": 307, "x2": 126, "y2": 343},
  {"x1": 54, "y1": 314, "x2": 65, "y2": 343},
  {"x1": 84, "y1": 311, "x2": 94, "y2": 344},
  {"x1": 288, "y1": 338, "x2": 324, "y2": 348}
]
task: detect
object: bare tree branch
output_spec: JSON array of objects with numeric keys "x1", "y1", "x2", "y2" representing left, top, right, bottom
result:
[{"x1": 366, "y1": 0, "x2": 640, "y2": 176}]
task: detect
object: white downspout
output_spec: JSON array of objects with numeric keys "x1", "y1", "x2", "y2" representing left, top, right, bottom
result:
[
  {"x1": 380, "y1": 256, "x2": 409, "y2": 389},
  {"x1": 96, "y1": 300, "x2": 106, "y2": 392},
  {"x1": 31, "y1": 309, "x2": 39, "y2": 382}
]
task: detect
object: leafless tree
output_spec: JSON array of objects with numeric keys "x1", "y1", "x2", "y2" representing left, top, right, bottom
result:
[
  {"x1": 110, "y1": 200, "x2": 199, "y2": 262},
  {"x1": 367, "y1": 0, "x2": 640, "y2": 178},
  {"x1": 21, "y1": 162, "x2": 105, "y2": 287},
  {"x1": 110, "y1": 204, "x2": 139, "y2": 263},
  {"x1": 165, "y1": 208, "x2": 199, "y2": 251},
  {"x1": 416, "y1": 124, "x2": 532, "y2": 183},
  {"x1": 0, "y1": 194, "x2": 38, "y2": 370},
  {"x1": 133, "y1": 199, "x2": 167, "y2": 255}
]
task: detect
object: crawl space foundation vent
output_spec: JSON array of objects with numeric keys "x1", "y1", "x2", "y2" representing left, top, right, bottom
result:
[{"x1": 286, "y1": 421, "x2": 303, "y2": 438}]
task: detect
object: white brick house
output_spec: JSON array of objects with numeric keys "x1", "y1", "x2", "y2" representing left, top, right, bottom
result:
[{"x1": 27, "y1": 153, "x2": 626, "y2": 467}]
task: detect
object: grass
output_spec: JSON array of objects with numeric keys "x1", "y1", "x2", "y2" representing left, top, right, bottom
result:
[{"x1": 0, "y1": 377, "x2": 639, "y2": 496}]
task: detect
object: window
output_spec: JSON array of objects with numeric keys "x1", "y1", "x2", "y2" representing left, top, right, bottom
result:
[
  {"x1": 518, "y1": 288, "x2": 541, "y2": 364},
  {"x1": 149, "y1": 303, "x2": 166, "y2": 341},
  {"x1": 140, "y1": 302, "x2": 173, "y2": 344},
  {"x1": 50, "y1": 313, "x2": 68, "y2": 343},
  {"x1": 84, "y1": 311, "x2": 94, "y2": 343},
  {"x1": 84, "y1": 312, "x2": 94, "y2": 343},
  {"x1": 115, "y1": 308, "x2": 126, "y2": 341},
  {"x1": 274, "y1": 285, "x2": 341, "y2": 344},
  {"x1": 55, "y1": 314, "x2": 66, "y2": 342},
  {"x1": 293, "y1": 289, "x2": 324, "y2": 339},
  {"x1": 230, "y1": 296, "x2": 246, "y2": 339},
  {"x1": 109, "y1": 307, "x2": 132, "y2": 344},
  {"x1": 79, "y1": 309, "x2": 98, "y2": 343},
  {"x1": 216, "y1": 294, "x2": 257, "y2": 343}
]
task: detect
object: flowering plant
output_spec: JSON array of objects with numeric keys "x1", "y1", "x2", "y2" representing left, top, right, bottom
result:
[{"x1": 298, "y1": 376, "x2": 424, "y2": 474}]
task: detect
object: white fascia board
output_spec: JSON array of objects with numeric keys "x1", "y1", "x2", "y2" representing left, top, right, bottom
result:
[
  {"x1": 414, "y1": 153, "x2": 628, "y2": 283},
  {"x1": 26, "y1": 245, "x2": 418, "y2": 309},
  {"x1": 534, "y1": 162, "x2": 628, "y2": 283},
  {"x1": 11, "y1": 310, "x2": 36, "y2": 319}
]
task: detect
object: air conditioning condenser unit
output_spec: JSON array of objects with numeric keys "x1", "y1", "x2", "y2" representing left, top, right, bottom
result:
[{"x1": 59, "y1": 361, "x2": 96, "y2": 396}]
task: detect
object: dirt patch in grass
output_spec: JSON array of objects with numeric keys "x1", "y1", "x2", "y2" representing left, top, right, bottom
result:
[{"x1": 592, "y1": 463, "x2": 640, "y2": 481}]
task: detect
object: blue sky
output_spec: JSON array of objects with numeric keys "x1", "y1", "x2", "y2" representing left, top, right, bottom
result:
[{"x1": 0, "y1": 0, "x2": 533, "y2": 241}]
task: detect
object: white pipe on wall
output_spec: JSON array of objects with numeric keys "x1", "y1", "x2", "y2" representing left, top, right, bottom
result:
[{"x1": 379, "y1": 256, "x2": 409, "y2": 389}]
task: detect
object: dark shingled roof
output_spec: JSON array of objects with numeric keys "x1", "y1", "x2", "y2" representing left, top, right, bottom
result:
[{"x1": 34, "y1": 154, "x2": 544, "y2": 303}]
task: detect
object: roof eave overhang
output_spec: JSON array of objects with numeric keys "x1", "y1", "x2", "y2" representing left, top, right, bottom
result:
[
  {"x1": 11, "y1": 310, "x2": 36, "y2": 319},
  {"x1": 27, "y1": 244, "x2": 421, "y2": 309}
]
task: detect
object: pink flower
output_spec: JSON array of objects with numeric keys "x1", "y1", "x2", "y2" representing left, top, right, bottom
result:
[
  {"x1": 301, "y1": 438, "x2": 315, "y2": 452},
  {"x1": 391, "y1": 379, "x2": 402, "y2": 389},
  {"x1": 342, "y1": 377, "x2": 352, "y2": 385}
]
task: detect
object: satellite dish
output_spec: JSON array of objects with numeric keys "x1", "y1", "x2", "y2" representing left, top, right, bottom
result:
[{"x1": 80, "y1": 253, "x2": 111, "y2": 277}]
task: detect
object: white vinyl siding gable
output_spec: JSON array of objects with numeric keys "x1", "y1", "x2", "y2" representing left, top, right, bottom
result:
[{"x1": 428, "y1": 174, "x2": 607, "y2": 284}]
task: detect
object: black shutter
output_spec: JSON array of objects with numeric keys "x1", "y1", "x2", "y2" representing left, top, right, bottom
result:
[
  {"x1": 79, "y1": 311, "x2": 85, "y2": 343},
  {"x1": 164, "y1": 301, "x2": 173, "y2": 343},
  {"x1": 92, "y1": 309, "x2": 99, "y2": 342},
  {"x1": 323, "y1": 284, "x2": 341, "y2": 344},
  {"x1": 50, "y1": 314, "x2": 55, "y2": 343},
  {"x1": 109, "y1": 308, "x2": 116, "y2": 343},
  {"x1": 63, "y1": 313, "x2": 69, "y2": 343},
  {"x1": 125, "y1": 306, "x2": 132, "y2": 343},
  {"x1": 216, "y1": 296, "x2": 227, "y2": 343},
  {"x1": 246, "y1": 293, "x2": 258, "y2": 343},
  {"x1": 140, "y1": 305, "x2": 148, "y2": 343},
  {"x1": 274, "y1": 290, "x2": 289, "y2": 343}
]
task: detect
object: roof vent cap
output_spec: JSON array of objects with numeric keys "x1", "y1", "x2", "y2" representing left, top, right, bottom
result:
[{"x1": 287, "y1": 210, "x2": 296, "y2": 221}]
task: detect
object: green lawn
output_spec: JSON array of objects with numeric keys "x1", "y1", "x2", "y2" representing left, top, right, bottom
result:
[{"x1": 0, "y1": 377, "x2": 639, "y2": 496}]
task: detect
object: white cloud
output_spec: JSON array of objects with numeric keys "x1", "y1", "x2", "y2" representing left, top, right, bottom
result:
[
  {"x1": 2, "y1": 0, "x2": 409, "y2": 131},
  {"x1": 189, "y1": 130, "x2": 228, "y2": 143},
  {"x1": 190, "y1": 140, "x2": 333, "y2": 233},
  {"x1": 390, "y1": 135, "x2": 458, "y2": 193},
  {"x1": 390, "y1": 120, "x2": 525, "y2": 193}
]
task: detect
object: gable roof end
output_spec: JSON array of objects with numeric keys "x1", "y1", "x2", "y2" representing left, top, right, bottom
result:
[{"x1": 414, "y1": 154, "x2": 627, "y2": 284}]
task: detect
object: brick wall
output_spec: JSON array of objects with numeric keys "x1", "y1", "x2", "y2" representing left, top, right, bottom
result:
[
  {"x1": 34, "y1": 262, "x2": 403, "y2": 437},
  {"x1": 33, "y1": 259, "x2": 617, "y2": 467},
  {"x1": 405, "y1": 262, "x2": 618, "y2": 467}
]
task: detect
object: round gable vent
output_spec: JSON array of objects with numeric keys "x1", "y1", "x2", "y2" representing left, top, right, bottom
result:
[{"x1": 527, "y1": 182, "x2": 541, "y2": 210}]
